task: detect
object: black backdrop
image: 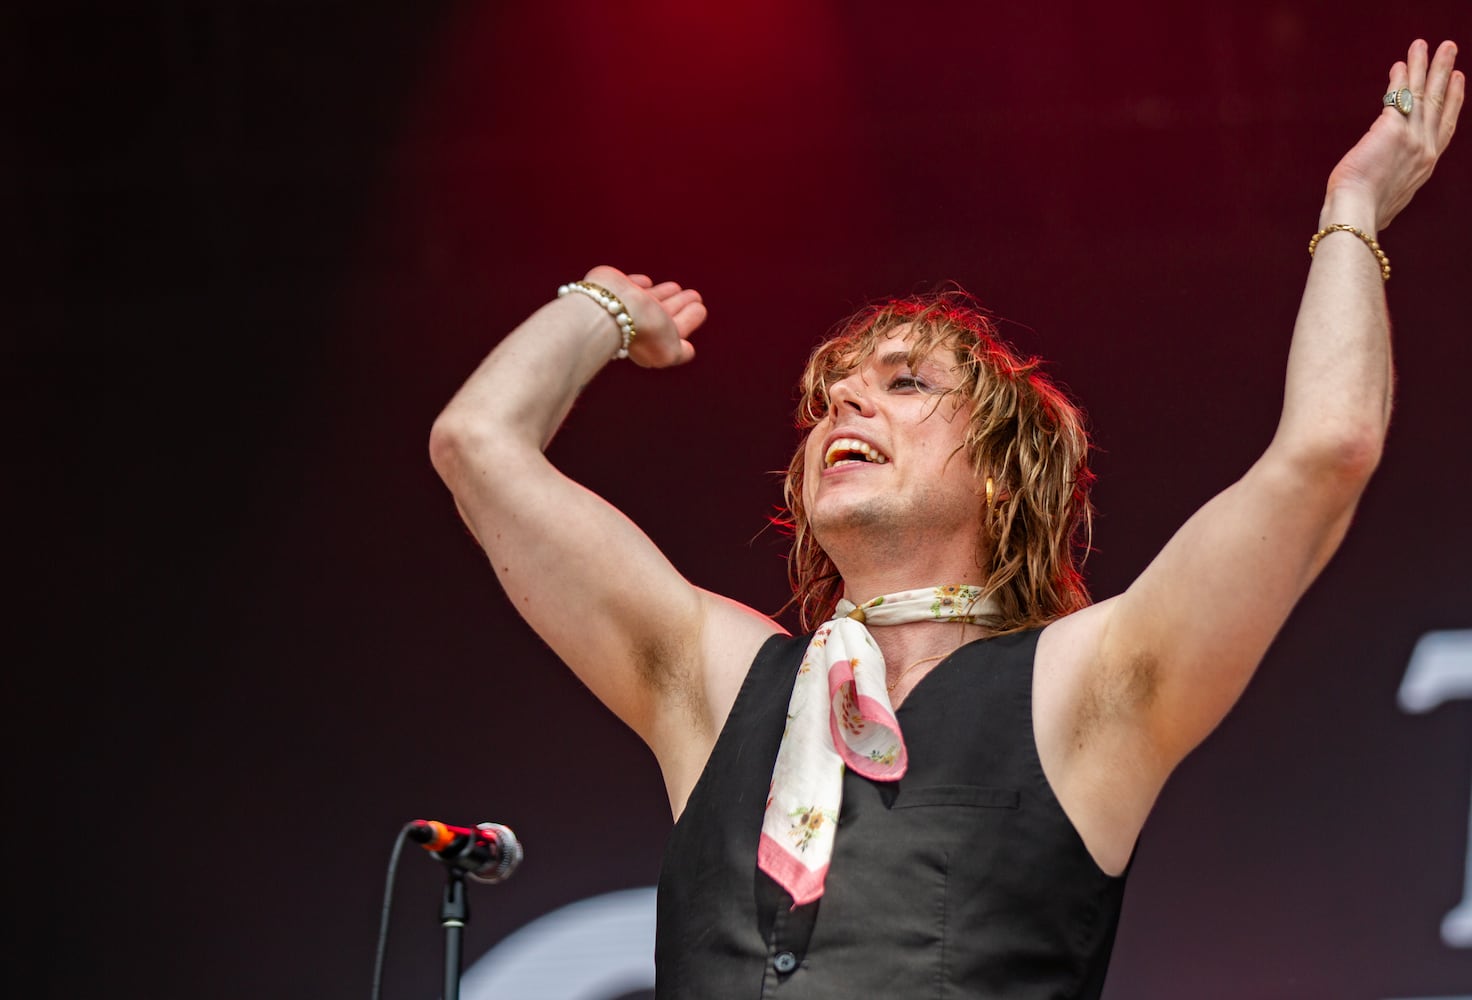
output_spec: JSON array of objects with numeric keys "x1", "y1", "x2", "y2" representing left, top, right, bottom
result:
[{"x1": 10, "y1": 2, "x2": 1472, "y2": 997}]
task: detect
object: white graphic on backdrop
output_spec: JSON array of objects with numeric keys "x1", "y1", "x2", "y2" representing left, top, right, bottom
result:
[
  {"x1": 463, "y1": 886, "x2": 656, "y2": 1000},
  {"x1": 1398, "y1": 629, "x2": 1472, "y2": 950}
]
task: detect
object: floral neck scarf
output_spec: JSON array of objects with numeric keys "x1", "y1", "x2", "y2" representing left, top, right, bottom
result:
[{"x1": 756, "y1": 585, "x2": 1000, "y2": 905}]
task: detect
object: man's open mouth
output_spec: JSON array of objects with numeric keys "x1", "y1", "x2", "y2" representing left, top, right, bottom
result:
[{"x1": 824, "y1": 438, "x2": 890, "y2": 468}]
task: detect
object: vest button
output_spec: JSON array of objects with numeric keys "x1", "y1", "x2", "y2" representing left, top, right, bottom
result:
[{"x1": 773, "y1": 951, "x2": 798, "y2": 974}]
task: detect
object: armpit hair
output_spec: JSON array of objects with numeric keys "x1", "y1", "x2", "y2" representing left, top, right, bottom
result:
[{"x1": 631, "y1": 632, "x2": 709, "y2": 734}]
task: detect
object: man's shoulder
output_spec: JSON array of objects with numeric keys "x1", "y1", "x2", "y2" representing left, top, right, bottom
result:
[
  {"x1": 1036, "y1": 598, "x2": 1115, "y2": 667},
  {"x1": 693, "y1": 588, "x2": 788, "y2": 723}
]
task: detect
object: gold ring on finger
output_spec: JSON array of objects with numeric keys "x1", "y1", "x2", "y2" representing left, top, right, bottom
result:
[{"x1": 1382, "y1": 87, "x2": 1413, "y2": 115}]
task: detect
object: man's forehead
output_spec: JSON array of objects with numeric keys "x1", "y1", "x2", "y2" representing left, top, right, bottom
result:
[{"x1": 855, "y1": 332, "x2": 964, "y2": 372}]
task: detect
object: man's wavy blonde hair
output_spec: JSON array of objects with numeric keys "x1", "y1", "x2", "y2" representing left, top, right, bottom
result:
[{"x1": 780, "y1": 291, "x2": 1095, "y2": 634}]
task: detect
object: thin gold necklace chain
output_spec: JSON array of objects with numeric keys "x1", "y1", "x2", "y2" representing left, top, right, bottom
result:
[{"x1": 886, "y1": 652, "x2": 948, "y2": 694}]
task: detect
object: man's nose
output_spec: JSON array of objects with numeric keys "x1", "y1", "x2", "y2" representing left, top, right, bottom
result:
[{"x1": 828, "y1": 374, "x2": 876, "y2": 417}]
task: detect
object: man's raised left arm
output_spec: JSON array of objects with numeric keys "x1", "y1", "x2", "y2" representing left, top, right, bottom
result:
[{"x1": 1046, "y1": 40, "x2": 1464, "y2": 812}]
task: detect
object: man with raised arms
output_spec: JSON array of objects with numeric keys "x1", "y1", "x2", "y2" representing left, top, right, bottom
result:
[{"x1": 430, "y1": 40, "x2": 1463, "y2": 999}]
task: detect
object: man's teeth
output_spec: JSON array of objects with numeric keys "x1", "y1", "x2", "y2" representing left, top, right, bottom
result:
[{"x1": 825, "y1": 438, "x2": 889, "y2": 468}]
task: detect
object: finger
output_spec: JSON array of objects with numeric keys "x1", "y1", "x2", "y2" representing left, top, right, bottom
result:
[
  {"x1": 647, "y1": 281, "x2": 684, "y2": 301},
  {"x1": 627, "y1": 274, "x2": 654, "y2": 288},
  {"x1": 1425, "y1": 40, "x2": 1459, "y2": 106},
  {"x1": 1408, "y1": 38, "x2": 1430, "y2": 95},
  {"x1": 660, "y1": 287, "x2": 703, "y2": 316},
  {"x1": 1440, "y1": 69, "x2": 1465, "y2": 151},
  {"x1": 646, "y1": 339, "x2": 696, "y2": 368},
  {"x1": 632, "y1": 338, "x2": 695, "y2": 369},
  {"x1": 671, "y1": 300, "x2": 708, "y2": 340},
  {"x1": 1384, "y1": 60, "x2": 1409, "y2": 117}
]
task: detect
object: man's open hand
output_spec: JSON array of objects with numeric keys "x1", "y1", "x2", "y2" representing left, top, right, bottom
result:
[{"x1": 583, "y1": 265, "x2": 708, "y2": 368}]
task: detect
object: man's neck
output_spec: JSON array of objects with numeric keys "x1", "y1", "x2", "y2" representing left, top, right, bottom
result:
[{"x1": 829, "y1": 537, "x2": 989, "y2": 606}]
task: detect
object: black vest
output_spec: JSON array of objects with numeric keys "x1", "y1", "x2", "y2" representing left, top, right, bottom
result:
[{"x1": 656, "y1": 629, "x2": 1127, "y2": 999}]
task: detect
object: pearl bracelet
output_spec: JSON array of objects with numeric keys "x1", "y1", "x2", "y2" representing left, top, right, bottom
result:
[
  {"x1": 557, "y1": 280, "x2": 637, "y2": 359},
  {"x1": 1307, "y1": 224, "x2": 1390, "y2": 282}
]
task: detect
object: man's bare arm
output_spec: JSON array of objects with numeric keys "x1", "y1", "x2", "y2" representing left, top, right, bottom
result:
[
  {"x1": 429, "y1": 267, "x2": 781, "y2": 812},
  {"x1": 1040, "y1": 40, "x2": 1465, "y2": 868}
]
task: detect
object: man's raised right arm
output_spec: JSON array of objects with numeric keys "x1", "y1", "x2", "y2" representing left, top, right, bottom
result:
[{"x1": 427, "y1": 267, "x2": 781, "y2": 812}]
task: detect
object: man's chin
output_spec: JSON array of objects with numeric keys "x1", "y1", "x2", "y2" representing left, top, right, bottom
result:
[{"x1": 809, "y1": 499, "x2": 894, "y2": 541}]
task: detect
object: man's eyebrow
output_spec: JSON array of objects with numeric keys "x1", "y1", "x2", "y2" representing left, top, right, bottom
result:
[{"x1": 877, "y1": 350, "x2": 949, "y2": 377}]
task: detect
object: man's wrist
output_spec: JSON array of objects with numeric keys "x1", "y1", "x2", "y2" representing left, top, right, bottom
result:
[
  {"x1": 1319, "y1": 187, "x2": 1378, "y2": 234},
  {"x1": 546, "y1": 292, "x2": 629, "y2": 366},
  {"x1": 559, "y1": 280, "x2": 636, "y2": 359}
]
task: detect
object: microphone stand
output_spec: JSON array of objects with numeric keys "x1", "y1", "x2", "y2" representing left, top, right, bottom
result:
[
  {"x1": 413, "y1": 820, "x2": 521, "y2": 999},
  {"x1": 439, "y1": 866, "x2": 469, "y2": 1000}
]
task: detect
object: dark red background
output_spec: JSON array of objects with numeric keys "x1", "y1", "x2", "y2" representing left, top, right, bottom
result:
[{"x1": 10, "y1": 2, "x2": 1472, "y2": 997}]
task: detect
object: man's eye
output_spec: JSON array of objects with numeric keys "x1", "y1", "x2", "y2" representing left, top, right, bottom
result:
[{"x1": 889, "y1": 375, "x2": 927, "y2": 391}]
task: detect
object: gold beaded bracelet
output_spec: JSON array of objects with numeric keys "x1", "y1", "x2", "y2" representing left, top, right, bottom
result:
[
  {"x1": 557, "y1": 280, "x2": 638, "y2": 359},
  {"x1": 1307, "y1": 224, "x2": 1391, "y2": 282}
]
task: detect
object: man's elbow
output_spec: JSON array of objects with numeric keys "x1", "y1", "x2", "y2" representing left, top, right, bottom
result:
[
  {"x1": 1277, "y1": 422, "x2": 1385, "y2": 494},
  {"x1": 430, "y1": 409, "x2": 544, "y2": 501},
  {"x1": 429, "y1": 409, "x2": 488, "y2": 483},
  {"x1": 1316, "y1": 424, "x2": 1385, "y2": 484}
]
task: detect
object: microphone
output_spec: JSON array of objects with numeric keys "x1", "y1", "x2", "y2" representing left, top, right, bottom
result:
[{"x1": 409, "y1": 819, "x2": 524, "y2": 884}]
